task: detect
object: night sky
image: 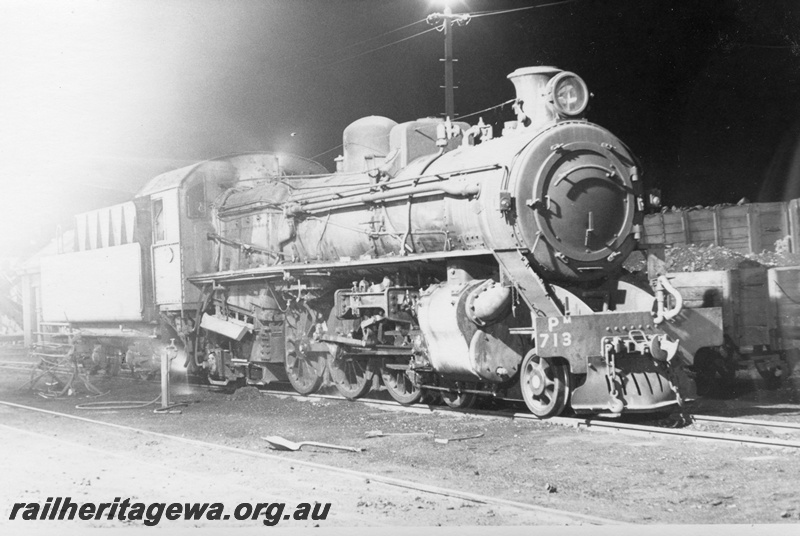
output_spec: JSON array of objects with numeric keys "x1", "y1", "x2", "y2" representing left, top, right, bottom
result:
[{"x1": 2, "y1": 0, "x2": 799, "y2": 258}]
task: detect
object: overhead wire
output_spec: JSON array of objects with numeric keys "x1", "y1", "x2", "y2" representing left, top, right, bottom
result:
[
  {"x1": 469, "y1": 0, "x2": 581, "y2": 18},
  {"x1": 454, "y1": 98, "x2": 516, "y2": 122},
  {"x1": 292, "y1": 18, "x2": 427, "y2": 69},
  {"x1": 311, "y1": 133, "x2": 392, "y2": 162},
  {"x1": 312, "y1": 98, "x2": 516, "y2": 162},
  {"x1": 310, "y1": 144, "x2": 343, "y2": 161},
  {"x1": 299, "y1": 20, "x2": 438, "y2": 161},
  {"x1": 320, "y1": 26, "x2": 439, "y2": 69},
  {"x1": 323, "y1": 18, "x2": 428, "y2": 56},
  {"x1": 303, "y1": 1, "x2": 580, "y2": 163},
  {"x1": 303, "y1": 1, "x2": 581, "y2": 72}
]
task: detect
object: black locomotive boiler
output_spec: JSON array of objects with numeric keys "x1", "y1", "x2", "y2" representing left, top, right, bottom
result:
[
  {"x1": 38, "y1": 66, "x2": 724, "y2": 417},
  {"x1": 187, "y1": 66, "x2": 723, "y2": 416}
]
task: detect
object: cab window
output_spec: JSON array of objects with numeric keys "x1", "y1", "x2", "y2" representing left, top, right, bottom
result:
[
  {"x1": 153, "y1": 199, "x2": 165, "y2": 242},
  {"x1": 186, "y1": 181, "x2": 206, "y2": 219}
]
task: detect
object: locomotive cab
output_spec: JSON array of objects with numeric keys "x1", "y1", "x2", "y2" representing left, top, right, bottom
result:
[
  {"x1": 138, "y1": 162, "x2": 232, "y2": 311},
  {"x1": 137, "y1": 153, "x2": 328, "y2": 312}
]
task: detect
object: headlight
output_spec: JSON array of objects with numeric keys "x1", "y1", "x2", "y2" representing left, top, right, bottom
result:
[{"x1": 547, "y1": 72, "x2": 589, "y2": 117}]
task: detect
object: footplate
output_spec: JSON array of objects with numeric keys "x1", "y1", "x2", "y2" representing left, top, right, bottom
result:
[{"x1": 571, "y1": 355, "x2": 679, "y2": 414}]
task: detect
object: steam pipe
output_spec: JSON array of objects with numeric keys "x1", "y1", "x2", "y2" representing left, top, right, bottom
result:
[
  {"x1": 219, "y1": 164, "x2": 500, "y2": 218},
  {"x1": 286, "y1": 180, "x2": 480, "y2": 216}
]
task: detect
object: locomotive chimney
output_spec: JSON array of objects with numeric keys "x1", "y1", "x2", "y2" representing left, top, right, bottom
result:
[{"x1": 507, "y1": 66, "x2": 561, "y2": 130}]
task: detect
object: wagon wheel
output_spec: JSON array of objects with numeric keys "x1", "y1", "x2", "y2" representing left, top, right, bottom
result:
[
  {"x1": 441, "y1": 390, "x2": 477, "y2": 409},
  {"x1": 519, "y1": 351, "x2": 570, "y2": 418},
  {"x1": 328, "y1": 351, "x2": 372, "y2": 400},
  {"x1": 380, "y1": 357, "x2": 423, "y2": 405},
  {"x1": 694, "y1": 347, "x2": 735, "y2": 397},
  {"x1": 127, "y1": 348, "x2": 158, "y2": 381},
  {"x1": 757, "y1": 360, "x2": 787, "y2": 391},
  {"x1": 130, "y1": 363, "x2": 158, "y2": 382},
  {"x1": 28, "y1": 357, "x2": 73, "y2": 397},
  {"x1": 284, "y1": 308, "x2": 325, "y2": 395},
  {"x1": 107, "y1": 352, "x2": 121, "y2": 377}
]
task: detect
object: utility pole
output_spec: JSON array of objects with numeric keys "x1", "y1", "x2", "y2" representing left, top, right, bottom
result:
[{"x1": 427, "y1": 4, "x2": 470, "y2": 120}]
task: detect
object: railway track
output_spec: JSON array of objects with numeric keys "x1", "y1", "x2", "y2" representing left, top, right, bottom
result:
[
  {"x1": 0, "y1": 399, "x2": 620, "y2": 526},
  {"x1": 0, "y1": 360, "x2": 37, "y2": 369},
  {"x1": 258, "y1": 389, "x2": 800, "y2": 450},
  {"x1": 3, "y1": 361, "x2": 799, "y2": 449}
]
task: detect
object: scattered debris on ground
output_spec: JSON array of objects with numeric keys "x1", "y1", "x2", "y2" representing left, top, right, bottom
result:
[
  {"x1": 2, "y1": 361, "x2": 800, "y2": 525},
  {"x1": 230, "y1": 385, "x2": 262, "y2": 400}
]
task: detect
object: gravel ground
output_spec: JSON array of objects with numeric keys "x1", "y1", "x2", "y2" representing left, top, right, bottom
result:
[
  {"x1": 1, "y1": 404, "x2": 588, "y2": 529},
  {"x1": 1, "y1": 364, "x2": 800, "y2": 527}
]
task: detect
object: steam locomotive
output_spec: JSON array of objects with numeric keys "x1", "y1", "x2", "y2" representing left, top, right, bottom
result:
[{"x1": 38, "y1": 66, "x2": 723, "y2": 417}]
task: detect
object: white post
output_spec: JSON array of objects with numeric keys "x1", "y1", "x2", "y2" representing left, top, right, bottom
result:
[{"x1": 161, "y1": 339, "x2": 177, "y2": 408}]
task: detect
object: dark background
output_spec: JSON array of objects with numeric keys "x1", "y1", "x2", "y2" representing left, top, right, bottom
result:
[{"x1": 2, "y1": 0, "x2": 799, "y2": 257}]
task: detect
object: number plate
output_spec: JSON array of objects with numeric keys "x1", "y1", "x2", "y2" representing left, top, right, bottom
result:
[{"x1": 533, "y1": 308, "x2": 723, "y2": 373}]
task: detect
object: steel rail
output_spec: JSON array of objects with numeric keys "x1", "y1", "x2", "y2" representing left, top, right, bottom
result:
[
  {"x1": 0, "y1": 360, "x2": 37, "y2": 367},
  {"x1": 0, "y1": 399, "x2": 621, "y2": 526},
  {"x1": 0, "y1": 363, "x2": 222, "y2": 392},
  {"x1": 258, "y1": 389, "x2": 800, "y2": 450},
  {"x1": 0, "y1": 364, "x2": 39, "y2": 373},
  {"x1": 567, "y1": 417, "x2": 800, "y2": 449},
  {"x1": 0, "y1": 362, "x2": 123, "y2": 376},
  {"x1": 690, "y1": 414, "x2": 800, "y2": 431},
  {"x1": 6, "y1": 362, "x2": 798, "y2": 448}
]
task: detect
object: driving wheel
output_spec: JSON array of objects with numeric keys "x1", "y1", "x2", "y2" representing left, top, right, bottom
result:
[
  {"x1": 329, "y1": 352, "x2": 372, "y2": 400},
  {"x1": 284, "y1": 308, "x2": 325, "y2": 395}
]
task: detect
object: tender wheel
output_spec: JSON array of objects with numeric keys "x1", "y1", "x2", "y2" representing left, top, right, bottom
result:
[
  {"x1": 28, "y1": 361, "x2": 71, "y2": 397},
  {"x1": 380, "y1": 358, "x2": 423, "y2": 405},
  {"x1": 520, "y1": 351, "x2": 569, "y2": 418},
  {"x1": 441, "y1": 390, "x2": 476, "y2": 409},
  {"x1": 329, "y1": 352, "x2": 371, "y2": 400}
]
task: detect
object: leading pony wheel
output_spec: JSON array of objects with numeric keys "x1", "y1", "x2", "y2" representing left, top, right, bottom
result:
[
  {"x1": 381, "y1": 358, "x2": 423, "y2": 405},
  {"x1": 520, "y1": 351, "x2": 570, "y2": 418},
  {"x1": 441, "y1": 391, "x2": 477, "y2": 409}
]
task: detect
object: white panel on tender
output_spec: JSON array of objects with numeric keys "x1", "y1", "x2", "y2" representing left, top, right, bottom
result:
[
  {"x1": 40, "y1": 243, "x2": 144, "y2": 322},
  {"x1": 75, "y1": 202, "x2": 137, "y2": 251},
  {"x1": 153, "y1": 243, "x2": 183, "y2": 305}
]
